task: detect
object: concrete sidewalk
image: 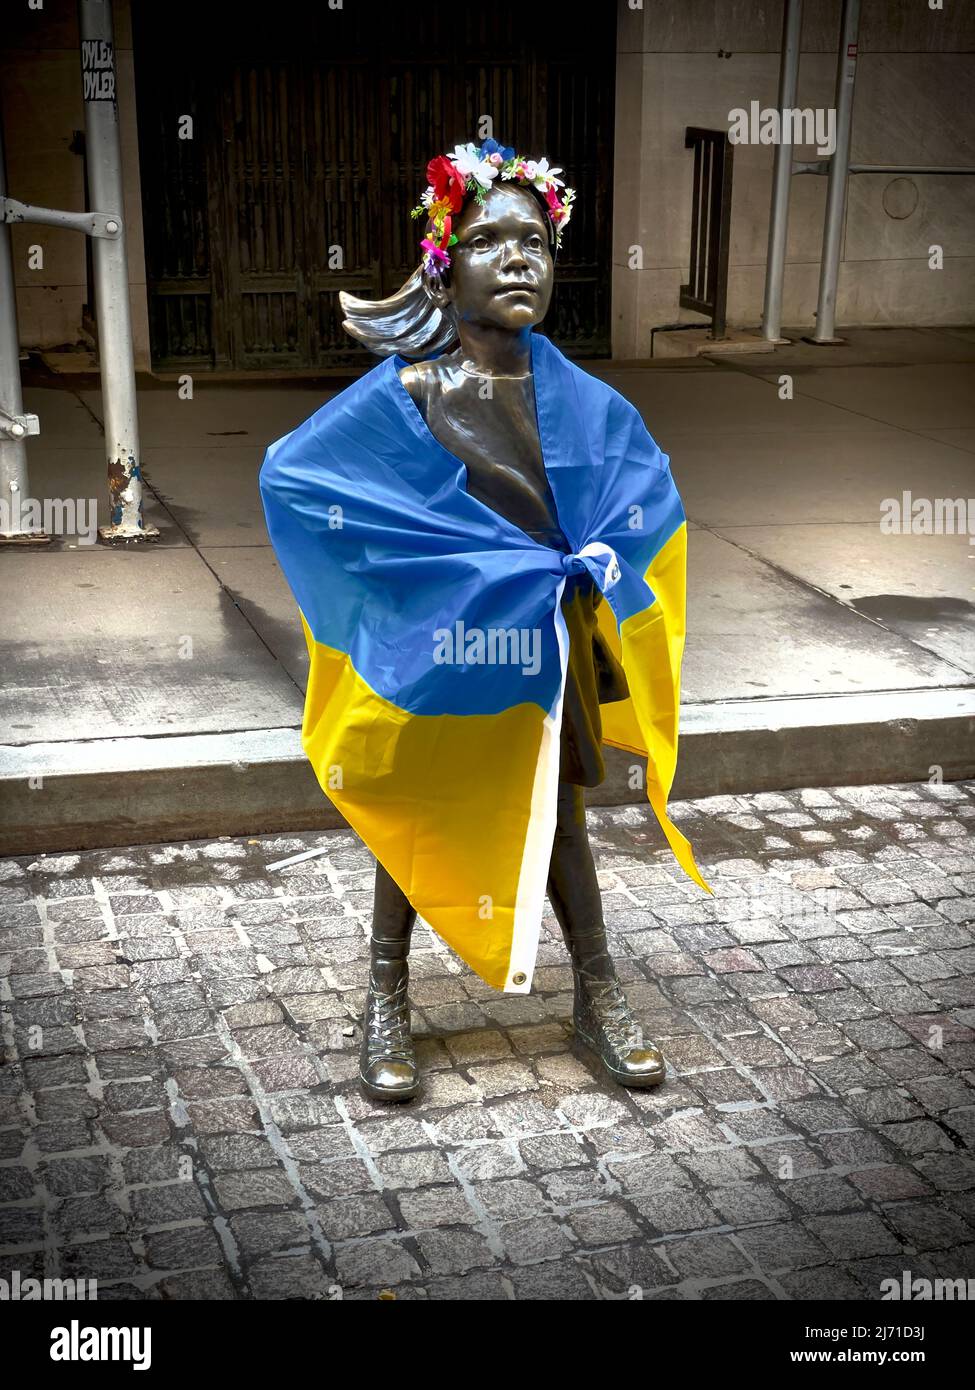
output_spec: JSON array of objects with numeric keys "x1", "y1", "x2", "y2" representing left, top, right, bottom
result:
[{"x1": 1, "y1": 327, "x2": 974, "y2": 852}]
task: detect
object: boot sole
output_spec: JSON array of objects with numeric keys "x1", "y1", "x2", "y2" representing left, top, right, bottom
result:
[{"x1": 571, "y1": 1030, "x2": 666, "y2": 1089}]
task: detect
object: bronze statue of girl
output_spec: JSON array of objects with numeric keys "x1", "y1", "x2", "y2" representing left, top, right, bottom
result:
[{"x1": 339, "y1": 145, "x2": 671, "y2": 1101}]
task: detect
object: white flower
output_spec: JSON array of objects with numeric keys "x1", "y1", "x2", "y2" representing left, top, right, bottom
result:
[
  {"x1": 530, "y1": 158, "x2": 564, "y2": 191},
  {"x1": 450, "y1": 143, "x2": 480, "y2": 174},
  {"x1": 420, "y1": 185, "x2": 436, "y2": 209},
  {"x1": 450, "y1": 143, "x2": 498, "y2": 190},
  {"x1": 472, "y1": 160, "x2": 499, "y2": 189}
]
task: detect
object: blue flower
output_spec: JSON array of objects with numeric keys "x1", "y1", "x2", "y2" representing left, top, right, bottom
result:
[{"x1": 479, "y1": 138, "x2": 516, "y2": 162}]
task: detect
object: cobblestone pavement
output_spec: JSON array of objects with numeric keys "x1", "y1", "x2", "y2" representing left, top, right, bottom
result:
[{"x1": 1, "y1": 780, "x2": 974, "y2": 1302}]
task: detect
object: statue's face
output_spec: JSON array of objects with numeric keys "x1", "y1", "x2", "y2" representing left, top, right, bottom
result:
[{"x1": 437, "y1": 184, "x2": 554, "y2": 330}]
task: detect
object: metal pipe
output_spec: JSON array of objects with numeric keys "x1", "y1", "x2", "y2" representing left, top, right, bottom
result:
[
  {"x1": 1, "y1": 196, "x2": 123, "y2": 237},
  {"x1": 795, "y1": 162, "x2": 975, "y2": 176},
  {"x1": 762, "y1": 0, "x2": 803, "y2": 344},
  {"x1": 0, "y1": 110, "x2": 46, "y2": 542},
  {"x1": 810, "y1": 0, "x2": 861, "y2": 344},
  {"x1": 848, "y1": 164, "x2": 975, "y2": 175},
  {"x1": 78, "y1": 0, "x2": 156, "y2": 542}
]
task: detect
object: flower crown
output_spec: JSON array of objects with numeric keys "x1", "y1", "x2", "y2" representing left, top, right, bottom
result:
[{"x1": 410, "y1": 139, "x2": 576, "y2": 279}]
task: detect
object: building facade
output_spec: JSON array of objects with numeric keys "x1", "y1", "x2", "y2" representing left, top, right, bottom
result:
[{"x1": 2, "y1": 0, "x2": 973, "y2": 371}]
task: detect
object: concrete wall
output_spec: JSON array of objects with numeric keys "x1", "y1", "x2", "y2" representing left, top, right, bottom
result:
[
  {"x1": 612, "y1": 0, "x2": 975, "y2": 356},
  {"x1": 1, "y1": 0, "x2": 150, "y2": 368}
]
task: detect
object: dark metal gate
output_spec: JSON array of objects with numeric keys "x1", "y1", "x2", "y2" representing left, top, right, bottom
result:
[
  {"x1": 133, "y1": 1, "x2": 616, "y2": 369},
  {"x1": 131, "y1": 1, "x2": 614, "y2": 369}
]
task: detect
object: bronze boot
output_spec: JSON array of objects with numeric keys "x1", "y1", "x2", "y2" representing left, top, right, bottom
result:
[
  {"x1": 570, "y1": 946, "x2": 666, "y2": 1089},
  {"x1": 360, "y1": 864, "x2": 420, "y2": 1103},
  {"x1": 359, "y1": 953, "x2": 419, "y2": 1102},
  {"x1": 546, "y1": 784, "x2": 666, "y2": 1088}
]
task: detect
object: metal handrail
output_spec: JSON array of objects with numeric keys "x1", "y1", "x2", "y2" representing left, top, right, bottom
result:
[{"x1": 680, "y1": 127, "x2": 735, "y2": 341}]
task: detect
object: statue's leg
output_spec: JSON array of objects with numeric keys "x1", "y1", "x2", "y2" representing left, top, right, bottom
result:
[
  {"x1": 547, "y1": 781, "x2": 665, "y2": 1088},
  {"x1": 359, "y1": 862, "x2": 420, "y2": 1102}
]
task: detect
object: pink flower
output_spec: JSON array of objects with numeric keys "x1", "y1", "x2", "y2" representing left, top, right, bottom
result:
[{"x1": 421, "y1": 239, "x2": 450, "y2": 265}]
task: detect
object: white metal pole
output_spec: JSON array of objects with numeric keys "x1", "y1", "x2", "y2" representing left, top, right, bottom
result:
[
  {"x1": 78, "y1": 0, "x2": 157, "y2": 541},
  {"x1": 762, "y1": 0, "x2": 803, "y2": 344},
  {"x1": 0, "y1": 112, "x2": 45, "y2": 543},
  {"x1": 810, "y1": 0, "x2": 861, "y2": 344}
]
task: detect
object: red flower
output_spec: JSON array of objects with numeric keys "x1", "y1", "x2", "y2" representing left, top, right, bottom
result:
[{"x1": 427, "y1": 155, "x2": 466, "y2": 212}]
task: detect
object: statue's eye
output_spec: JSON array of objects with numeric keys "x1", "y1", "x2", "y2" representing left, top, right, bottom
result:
[
  {"x1": 526, "y1": 235, "x2": 544, "y2": 250},
  {"x1": 468, "y1": 235, "x2": 492, "y2": 251}
]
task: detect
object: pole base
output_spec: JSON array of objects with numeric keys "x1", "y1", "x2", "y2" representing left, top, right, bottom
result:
[
  {"x1": 0, "y1": 531, "x2": 53, "y2": 547},
  {"x1": 97, "y1": 523, "x2": 161, "y2": 546},
  {"x1": 800, "y1": 334, "x2": 848, "y2": 346}
]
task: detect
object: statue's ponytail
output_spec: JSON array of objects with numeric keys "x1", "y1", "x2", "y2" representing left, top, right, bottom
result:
[{"x1": 339, "y1": 268, "x2": 458, "y2": 359}]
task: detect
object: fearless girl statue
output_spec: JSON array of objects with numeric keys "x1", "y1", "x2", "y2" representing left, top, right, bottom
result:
[{"x1": 260, "y1": 138, "x2": 709, "y2": 1104}]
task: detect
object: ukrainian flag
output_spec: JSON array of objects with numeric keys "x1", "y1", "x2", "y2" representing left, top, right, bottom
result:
[{"x1": 260, "y1": 333, "x2": 709, "y2": 993}]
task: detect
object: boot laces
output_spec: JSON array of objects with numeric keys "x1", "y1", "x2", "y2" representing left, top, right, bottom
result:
[
  {"x1": 578, "y1": 970, "x2": 642, "y2": 1049},
  {"x1": 366, "y1": 975, "x2": 414, "y2": 1061}
]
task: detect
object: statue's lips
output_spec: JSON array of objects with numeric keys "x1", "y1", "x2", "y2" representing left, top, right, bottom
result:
[{"x1": 493, "y1": 285, "x2": 537, "y2": 298}]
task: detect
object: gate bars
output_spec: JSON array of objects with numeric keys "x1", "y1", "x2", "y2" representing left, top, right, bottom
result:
[{"x1": 680, "y1": 128, "x2": 735, "y2": 341}]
